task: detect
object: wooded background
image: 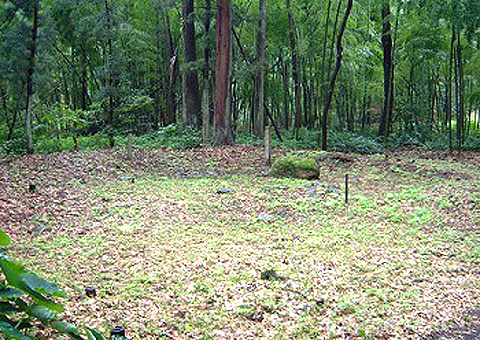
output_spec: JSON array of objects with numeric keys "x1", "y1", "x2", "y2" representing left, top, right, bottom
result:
[{"x1": 1, "y1": 0, "x2": 479, "y2": 153}]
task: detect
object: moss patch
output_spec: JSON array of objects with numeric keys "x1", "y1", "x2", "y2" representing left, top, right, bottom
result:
[{"x1": 269, "y1": 155, "x2": 318, "y2": 179}]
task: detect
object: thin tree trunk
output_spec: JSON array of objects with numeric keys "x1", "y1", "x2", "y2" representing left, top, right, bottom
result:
[
  {"x1": 164, "y1": 8, "x2": 177, "y2": 125},
  {"x1": 253, "y1": 0, "x2": 267, "y2": 138},
  {"x1": 447, "y1": 25, "x2": 455, "y2": 152},
  {"x1": 213, "y1": 0, "x2": 233, "y2": 145},
  {"x1": 280, "y1": 53, "x2": 290, "y2": 130},
  {"x1": 456, "y1": 28, "x2": 464, "y2": 150},
  {"x1": 321, "y1": 0, "x2": 353, "y2": 150},
  {"x1": 182, "y1": 0, "x2": 201, "y2": 128},
  {"x1": 25, "y1": 0, "x2": 40, "y2": 154},
  {"x1": 320, "y1": 0, "x2": 333, "y2": 104},
  {"x1": 202, "y1": 0, "x2": 212, "y2": 142},
  {"x1": 378, "y1": 0, "x2": 393, "y2": 137},
  {"x1": 285, "y1": 0, "x2": 302, "y2": 133},
  {"x1": 104, "y1": 0, "x2": 115, "y2": 148}
]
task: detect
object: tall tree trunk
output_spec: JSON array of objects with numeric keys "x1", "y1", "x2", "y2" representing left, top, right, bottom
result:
[
  {"x1": 182, "y1": 0, "x2": 201, "y2": 128},
  {"x1": 280, "y1": 53, "x2": 290, "y2": 130},
  {"x1": 213, "y1": 0, "x2": 233, "y2": 145},
  {"x1": 25, "y1": 0, "x2": 40, "y2": 154},
  {"x1": 456, "y1": 28, "x2": 464, "y2": 150},
  {"x1": 321, "y1": 0, "x2": 353, "y2": 150},
  {"x1": 104, "y1": 0, "x2": 115, "y2": 148},
  {"x1": 319, "y1": 0, "x2": 333, "y2": 105},
  {"x1": 163, "y1": 7, "x2": 177, "y2": 125},
  {"x1": 378, "y1": 0, "x2": 393, "y2": 137},
  {"x1": 447, "y1": 25, "x2": 455, "y2": 153},
  {"x1": 285, "y1": 0, "x2": 302, "y2": 133},
  {"x1": 202, "y1": 0, "x2": 212, "y2": 142},
  {"x1": 253, "y1": 0, "x2": 267, "y2": 138}
]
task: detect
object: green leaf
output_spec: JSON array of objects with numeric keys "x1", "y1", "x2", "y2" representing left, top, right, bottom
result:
[
  {"x1": 0, "y1": 231, "x2": 11, "y2": 247},
  {"x1": 0, "y1": 301, "x2": 19, "y2": 314},
  {"x1": 0, "y1": 257, "x2": 64, "y2": 312},
  {"x1": 20, "y1": 274, "x2": 66, "y2": 298},
  {"x1": 85, "y1": 327, "x2": 106, "y2": 340},
  {"x1": 25, "y1": 305, "x2": 57, "y2": 323},
  {"x1": 0, "y1": 288, "x2": 24, "y2": 300},
  {"x1": 0, "y1": 321, "x2": 32, "y2": 340},
  {"x1": 52, "y1": 321, "x2": 80, "y2": 334}
]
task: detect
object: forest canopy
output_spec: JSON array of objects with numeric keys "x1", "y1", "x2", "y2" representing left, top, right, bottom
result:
[{"x1": 0, "y1": 0, "x2": 479, "y2": 154}]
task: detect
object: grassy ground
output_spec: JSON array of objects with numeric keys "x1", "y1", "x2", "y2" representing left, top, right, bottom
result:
[{"x1": 0, "y1": 146, "x2": 478, "y2": 339}]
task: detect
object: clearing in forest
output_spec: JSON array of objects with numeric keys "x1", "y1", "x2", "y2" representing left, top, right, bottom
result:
[{"x1": 0, "y1": 146, "x2": 478, "y2": 339}]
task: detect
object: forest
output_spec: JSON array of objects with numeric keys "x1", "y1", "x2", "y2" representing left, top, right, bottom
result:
[
  {"x1": 0, "y1": 0, "x2": 479, "y2": 154},
  {"x1": 0, "y1": 0, "x2": 479, "y2": 339}
]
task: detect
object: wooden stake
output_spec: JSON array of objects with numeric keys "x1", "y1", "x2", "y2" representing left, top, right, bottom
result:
[
  {"x1": 127, "y1": 133, "x2": 132, "y2": 160},
  {"x1": 265, "y1": 124, "x2": 271, "y2": 166},
  {"x1": 345, "y1": 173, "x2": 349, "y2": 204}
]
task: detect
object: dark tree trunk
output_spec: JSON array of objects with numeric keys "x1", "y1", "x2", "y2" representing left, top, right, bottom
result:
[
  {"x1": 202, "y1": 0, "x2": 212, "y2": 141},
  {"x1": 166, "y1": 11, "x2": 177, "y2": 126},
  {"x1": 321, "y1": 0, "x2": 353, "y2": 150},
  {"x1": 456, "y1": 28, "x2": 464, "y2": 150},
  {"x1": 378, "y1": 0, "x2": 394, "y2": 137},
  {"x1": 280, "y1": 53, "x2": 290, "y2": 130},
  {"x1": 253, "y1": 0, "x2": 267, "y2": 138},
  {"x1": 182, "y1": 0, "x2": 201, "y2": 128},
  {"x1": 25, "y1": 0, "x2": 40, "y2": 154},
  {"x1": 213, "y1": 0, "x2": 233, "y2": 145},
  {"x1": 104, "y1": 0, "x2": 115, "y2": 148},
  {"x1": 285, "y1": 0, "x2": 302, "y2": 133},
  {"x1": 447, "y1": 25, "x2": 455, "y2": 153}
]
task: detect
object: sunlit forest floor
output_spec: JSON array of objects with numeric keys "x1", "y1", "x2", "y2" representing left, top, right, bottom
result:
[{"x1": 1, "y1": 146, "x2": 479, "y2": 339}]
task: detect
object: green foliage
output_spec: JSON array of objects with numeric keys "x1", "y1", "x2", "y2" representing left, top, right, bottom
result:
[
  {"x1": 126, "y1": 124, "x2": 202, "y2": 150},
  {"x1": 327, "y1": 132, "x2": 384, "y2": 154},
  {"x1": 0, "y1": 231, "x2": 112, "y2": 340}
]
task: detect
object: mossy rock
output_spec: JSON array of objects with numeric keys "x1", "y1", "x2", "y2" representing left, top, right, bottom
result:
[{"x1": 269, "y1": 156, "x2": 319, "y2": 180}]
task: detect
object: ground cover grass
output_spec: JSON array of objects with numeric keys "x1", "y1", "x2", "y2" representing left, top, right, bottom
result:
[{"x1": 0, "y1": 146, "x2": 478, "y2": 339}]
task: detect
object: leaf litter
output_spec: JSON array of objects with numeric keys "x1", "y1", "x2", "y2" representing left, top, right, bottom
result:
[{"x1": 0, "y1": 146, "x2": 478, "y2": 339}]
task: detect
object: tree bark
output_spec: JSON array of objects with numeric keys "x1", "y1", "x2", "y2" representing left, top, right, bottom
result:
[
  {"x1": 182, "y1": 0, "x2": 201, "y2": 128},
  {"x1": 202, "y1": 0, "x2": 212, "y2": 142},
  {"x1": 285, "y1": 0, "x2": 302, "y2": 133},
  {"x1": 253, "y1": 0, "x2": 267, "y2": 138},
  {"x1": 25, "y1": 0, "x2": 40, "y2": 154},
  {"x1": 213, "y1": 0, "x2": 233, "y2": 145},
  {"x1": 321, "y1": 0, "x2": 353, "y2": 150},
  {"x1": 104, "y1": 0, "x2": 116, "y2": 148},
  {"x1": 456, "y1": 28, "x2": 464, "y2": 150},
  {"x1": 378, "y1": 0, "x2": 394, "y2": 137}
]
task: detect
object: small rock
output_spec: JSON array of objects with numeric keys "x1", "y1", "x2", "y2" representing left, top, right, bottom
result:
[
  {"x1": 307, "y1": 188, "x2": 317, "y2": 198},
  {"x1": 260, "y1": 269, "x2": 285, "y2": 281},
  {"x1": 217, "y1": 188, "x2": 233, "y2": 194},
  {"x1": 258, "y1": 212, "x2": 270, "y2": 221},
  {"x1": 119, "y1": 175, "x2": 133, "y2": 182},
  {"x1": 327, "y1": 183, "x2": 340, "y2": 192},
  {"x1": 212, "y1": 330, "x2": 226, "y2": 338},
  {"x1": 31, "y1": 224, "x2": 46, "y2": 234},
  {"x1": 256, "y1": 171, "x2": 269, "y2": 177},
  {"x1": 85, "y1": 286, "x2": 97, "y2": 298}
]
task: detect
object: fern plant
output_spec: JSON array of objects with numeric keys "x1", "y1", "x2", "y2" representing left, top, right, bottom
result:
[{"x1": 0, "y1": 230, "x2": 124, "y2": 340}]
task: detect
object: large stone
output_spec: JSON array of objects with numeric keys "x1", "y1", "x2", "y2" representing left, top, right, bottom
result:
[{"x1": 269, "y1": 156, "x2": 319, "y2": 180}]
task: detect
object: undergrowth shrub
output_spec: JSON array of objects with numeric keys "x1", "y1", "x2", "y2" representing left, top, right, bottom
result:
[{"x1": 126, "y1": 124, "x2": 201, "y2": 149}]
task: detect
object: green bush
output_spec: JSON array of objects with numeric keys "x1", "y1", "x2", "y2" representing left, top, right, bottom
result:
[{"x1": 126, "y1": 124, "x2": 201, "y2": 149}]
